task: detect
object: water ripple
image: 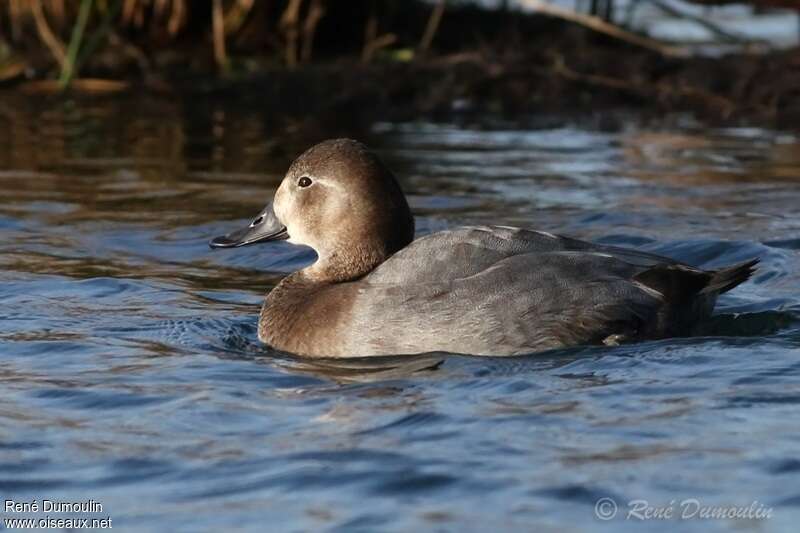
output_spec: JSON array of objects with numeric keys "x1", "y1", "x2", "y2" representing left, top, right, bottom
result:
[{"x1": 1, "y1": 107, "x2": 799, "y2": 531}]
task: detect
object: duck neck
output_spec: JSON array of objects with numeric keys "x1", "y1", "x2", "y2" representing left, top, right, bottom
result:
[{"x1": 304, "y1": 241, "x2": 395, "y2": 283}]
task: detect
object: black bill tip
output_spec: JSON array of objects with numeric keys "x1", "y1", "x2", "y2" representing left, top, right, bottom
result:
[{"x1": 209, "y1": 234, "x2": 244, "y2": 249}]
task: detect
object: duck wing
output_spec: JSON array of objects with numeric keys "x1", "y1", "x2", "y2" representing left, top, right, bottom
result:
[
  {"x1": 347, "y1": 228, "x2": 758, "y2": 356},
  {"x1": 365, "y1": 225, "x2": 677, "y2": 285},
  {"x1": 349, "y1": 250, "x2": 665, "y2": 355}
]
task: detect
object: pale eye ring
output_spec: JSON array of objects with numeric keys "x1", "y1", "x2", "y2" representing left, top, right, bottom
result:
[{"x1": 298, "y1": 176, "x2": 312, "y2": 188}]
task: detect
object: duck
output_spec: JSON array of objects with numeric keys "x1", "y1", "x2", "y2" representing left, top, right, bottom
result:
[{"x1": 210, "y1": 138, "x2": 758, "y2": 358}]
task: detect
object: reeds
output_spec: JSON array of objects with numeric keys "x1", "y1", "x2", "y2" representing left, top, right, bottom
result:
[
  {"x1": 4, "y1": 1, "x2": 194, "y2": 41},
  {"x1": 58, "y1": 0, "x2": 93, "y2": 87},
  {"x1": 3, "y1": 0, "x2": 196, "y2": 85},
  {"x1": 0, "y1": 0, "x2": 456, "y2": 86},
  {"x1": 1, "y1": 0, "x2": 346, "y2": 79}
]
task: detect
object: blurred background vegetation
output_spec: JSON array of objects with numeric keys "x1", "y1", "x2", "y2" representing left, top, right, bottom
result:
[
  {"x1": 1, "y1": 0, "x2": 458, "y2": 84},
  {"x1": 0, "y1": 1, "x2": 798, "y2": 125}
]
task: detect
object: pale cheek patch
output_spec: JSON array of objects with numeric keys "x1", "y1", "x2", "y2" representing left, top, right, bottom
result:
[
  {"x1": 273, "y1": 186, "x2": 289, "y2": 222},
  {"x1": 285, "y1": 221, "x2": 312, "y2": 247}
]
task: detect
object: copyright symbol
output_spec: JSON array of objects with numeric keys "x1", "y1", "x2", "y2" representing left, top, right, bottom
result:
[{"x1": 595, "y1": 497, "x2": 618, "y2": 520}]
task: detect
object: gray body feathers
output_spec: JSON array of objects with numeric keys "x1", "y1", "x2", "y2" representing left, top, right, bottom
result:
[{"x1": 259, "y1": 226, "x2": 758, "y2": 357}]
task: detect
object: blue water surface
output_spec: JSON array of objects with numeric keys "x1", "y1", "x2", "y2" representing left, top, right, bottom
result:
[{"x1": 1, "y1": 96, "x2": 799, "y2": 532}]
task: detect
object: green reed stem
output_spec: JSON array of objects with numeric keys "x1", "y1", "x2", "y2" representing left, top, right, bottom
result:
[{"x1": 58, "y1": 0, "x2": 94, "y2": 90}]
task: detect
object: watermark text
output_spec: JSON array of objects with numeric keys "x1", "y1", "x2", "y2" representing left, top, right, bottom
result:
[{"x1": 594, "y1": 497, "x2": 772, "y2": 521}]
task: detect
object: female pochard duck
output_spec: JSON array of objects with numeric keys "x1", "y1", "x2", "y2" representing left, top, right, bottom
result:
[{"x1": 210, "y1": 139, "x2": 757, "y2": 358}]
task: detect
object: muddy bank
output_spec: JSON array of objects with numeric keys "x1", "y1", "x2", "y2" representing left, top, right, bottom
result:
[{"x1": 175, "y1": 30, "x2": 800, "y2": 132}]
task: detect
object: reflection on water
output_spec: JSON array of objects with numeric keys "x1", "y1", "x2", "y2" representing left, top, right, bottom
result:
[{"x1": 1, "y1": 93, "x2": 800, "y2": 531}]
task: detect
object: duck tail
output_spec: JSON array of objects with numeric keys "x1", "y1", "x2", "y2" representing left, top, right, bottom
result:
[{"x1": 701, "y1": 258, "x2": 759, "y2": 295}]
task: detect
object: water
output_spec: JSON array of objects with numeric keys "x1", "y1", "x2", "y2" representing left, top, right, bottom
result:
[{"x1": 1, "y1": 94, "x2": 799, "y2": 532}]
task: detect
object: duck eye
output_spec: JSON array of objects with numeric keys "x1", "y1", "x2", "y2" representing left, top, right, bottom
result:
[{"x1": 298, "y1": 176, "x2": 312, "y2": 188}]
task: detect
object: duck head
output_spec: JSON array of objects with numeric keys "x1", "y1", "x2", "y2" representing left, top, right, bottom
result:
[{"x1": 210, "y1": 139, "x2": 415, "y2": 281}]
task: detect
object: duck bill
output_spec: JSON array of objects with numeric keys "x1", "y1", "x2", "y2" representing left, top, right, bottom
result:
[{"x1": 209, "y1": 202, "x2": 288, "y2": 249}]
